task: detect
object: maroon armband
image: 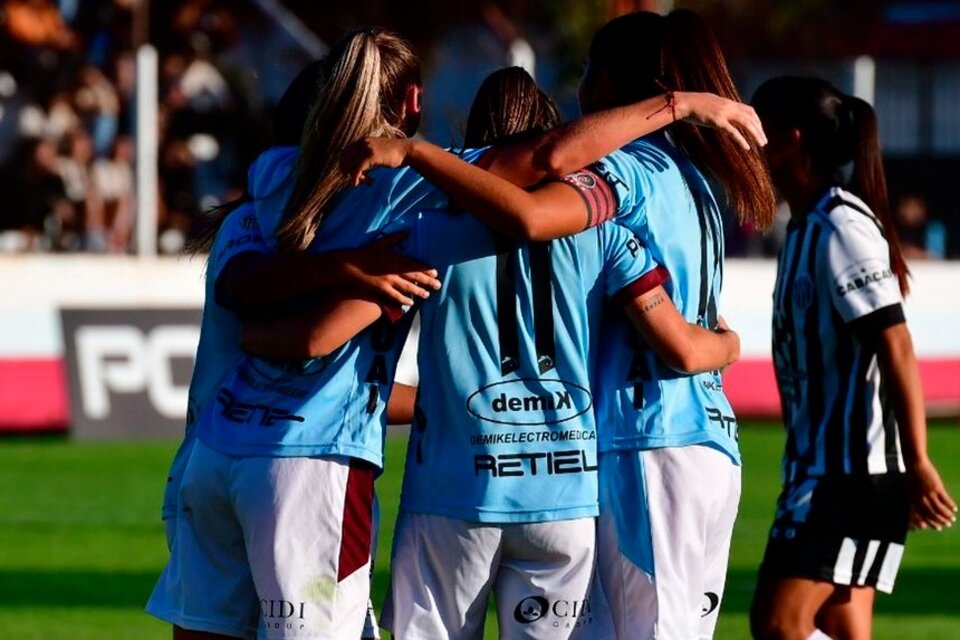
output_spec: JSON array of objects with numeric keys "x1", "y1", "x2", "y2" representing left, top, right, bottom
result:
[
  {"x1": 559, "y1": 168, "x2": 618, "y2": 229},
  {"x1": 613, "y1": 266, "x2": 671, "y2": 309}
]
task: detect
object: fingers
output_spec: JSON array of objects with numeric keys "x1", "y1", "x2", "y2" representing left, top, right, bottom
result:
[
  {"x1": 722, "y1": 122, "x2": 752, "y2": 151},
  {"x1": 402, "y1": 270, "x2": 442, "y2": 292},
  {"x1": 913, "y1": 490, "x2": 958, "y2": 531}
]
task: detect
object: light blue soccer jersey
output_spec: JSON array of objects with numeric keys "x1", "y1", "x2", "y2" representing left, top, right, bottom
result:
[
  {"x1": 593, "y1": 133, "x2": 740, "y2": 464},
  {"x1": 195, "y1": 146, "x2": 485, "y2": 467},
  {"x1": 161, "y1": 203, "x2": 269, "y2": 520},
  {"x1": 398, "y1": 206, "x2": 661, "y2": 523}
]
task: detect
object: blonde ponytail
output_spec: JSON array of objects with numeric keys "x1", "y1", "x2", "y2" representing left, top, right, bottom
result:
[{"x1": 278, "y1": 29, "x2": 419, "y2": 251}]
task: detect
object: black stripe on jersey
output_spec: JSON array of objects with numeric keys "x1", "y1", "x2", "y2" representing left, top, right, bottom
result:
[
  {"x1": 780, "y1": 222, "x2": 808, "y2": 426},
  {"x1": 825, "y1": 308, "x2": 855, "y2": 475},
  {"x1": 495, "y1": 235, "x2": 520, "y2": 375},
  {"x1": 530, "y1": 242, "x2": 556, "y2": 373},
  {"x1": 879, "y1": 360, "x2": 900, "y2": 471},
  {"x1": 846, "y1": 348, "x2": 874, "y2": 475},
  {"x1": 676, "y1": 168, "x2": 712, "y2": 326},
  {"x1": 802, "y1": 224, "x2": 825, "y2": 467}
]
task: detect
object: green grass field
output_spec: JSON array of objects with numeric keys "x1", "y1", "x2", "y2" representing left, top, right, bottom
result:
[{"x1": 1, "y1": 424, "x2": 958, "y2": 639}]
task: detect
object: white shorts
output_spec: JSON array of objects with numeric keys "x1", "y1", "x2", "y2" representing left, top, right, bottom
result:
[
  {"x1": 146, "y1": 439, "x2": 375, "y2": 640},
  {"x1": 383, "y1": 512, "x2": 610, "y2": 640},
  {"x1": 597, "y1": 445, "x2": 741, "y2": 640}
]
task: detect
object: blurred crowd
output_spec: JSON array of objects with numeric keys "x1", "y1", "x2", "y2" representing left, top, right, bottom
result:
[
  {"x1": 0, "y1": 0, "x2": 952, "y2": 258},
  {"x1": 0, "y1": 0, "x2": 276, "y2": 253}
]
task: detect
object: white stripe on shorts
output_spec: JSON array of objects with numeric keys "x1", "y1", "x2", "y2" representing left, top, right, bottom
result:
[
  {"x1": 832, "y1": 537, "x2": 857, "y2": 585},
  {"x1": 876, "y1": 542, "x2": 904, "y2": 593}
]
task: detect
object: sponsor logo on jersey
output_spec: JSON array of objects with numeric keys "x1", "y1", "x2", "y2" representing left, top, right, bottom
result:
[
  {"x1": 701, "y1": 592, "x2": 720, "y2": 617},
  {"x1": 513, "y1": 595, "x2": 595, "y2": 629},
  {"x1": 468, "y1": 429, "x2": 595, "y2": 446},
  {"x1": 474, "y1": 449, "x2": 597, "y2": 477},
  {"x1": 835, "y1": 259, "x2": 894, "y2": 298},
  {"x1": 466, "y1": 379, "x2": 592, "y2": 426},
  {"x1": 216, "y1": 388, "x2": 305, "y2": 427}
]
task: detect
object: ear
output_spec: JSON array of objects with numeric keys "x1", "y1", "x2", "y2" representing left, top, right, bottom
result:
[{"x1": 403, "y1": 84, "x2": 422, "y2": 119}]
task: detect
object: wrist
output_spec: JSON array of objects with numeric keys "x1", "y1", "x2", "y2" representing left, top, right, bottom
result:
[{"x1": 673, "y1": 91, "x2": 692, "y2": 121}]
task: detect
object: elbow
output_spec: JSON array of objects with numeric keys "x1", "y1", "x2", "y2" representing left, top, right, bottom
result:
[
  {"x1": 668, "y1": 350, "x2": 702, "y2": 375},
  {"x1": 532, "y1": 142, "x2": 570, "y2": 180}
]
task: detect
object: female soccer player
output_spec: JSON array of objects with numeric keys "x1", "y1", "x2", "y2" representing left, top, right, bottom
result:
[
  {"x1": 341, "y1": 11, "x2": 776, "y2": 639},
  {"x1": 380, "y1": 67, "x2": 739, "y2": 640},
  {"x1": 148, "y1": 30, "x2": 452, "y2": 640},
  {"x1": 748, "y1": 76, "x2": 957, "y2": 640}
]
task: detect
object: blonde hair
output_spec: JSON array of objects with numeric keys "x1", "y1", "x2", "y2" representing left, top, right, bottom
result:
[{"x1": 278, "y1": 28, "x2": 420, "y2": 251}]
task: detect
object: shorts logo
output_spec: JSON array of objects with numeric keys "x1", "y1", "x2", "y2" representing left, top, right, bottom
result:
[
  {"x1": 514, "y1": 596, "x2": 548, "y2": 623},
  {"x1": 701, "y1": 592, "x2": 720, "y2": 617},
  {"x1": 513, "y1": 595, "x2": 595, "y2": 628}
]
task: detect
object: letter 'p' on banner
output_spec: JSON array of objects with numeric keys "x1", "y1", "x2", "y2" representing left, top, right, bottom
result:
[{"x1": 60, "y1": 308, "x2": 201, "y2": 439}]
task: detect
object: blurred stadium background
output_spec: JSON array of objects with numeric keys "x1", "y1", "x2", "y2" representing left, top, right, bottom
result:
[{"x1": 0, "y1": 0, "x2": 957, "y2": 638}]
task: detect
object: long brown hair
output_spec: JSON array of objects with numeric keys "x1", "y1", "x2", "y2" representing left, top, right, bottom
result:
[
  {"x1": 464, "y1": 67, "x2": 561, "y2": 147},
  {"x1": 278, "y1": 28, "x2": 420, "y2": 251},
  {"x1": 752, "y1": 76, "x2": 910, "y2": 294},
  {"x1": 588, "y1": 10, "x2": 776, "y2": 231}
]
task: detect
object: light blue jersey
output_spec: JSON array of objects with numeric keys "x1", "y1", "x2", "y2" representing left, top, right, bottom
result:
[
  {"x1": 399, "y1": 199, "x2": 662, "y2": 523},
  {"x1": 594, "y1": 133, "x2": 740, "y2": 464},
  {"x1": 195, "y1": 146, "x2": 485, "y2": 467},
  {"x1": 161, "y1": 203, "x2": 269, "y2": 521}
]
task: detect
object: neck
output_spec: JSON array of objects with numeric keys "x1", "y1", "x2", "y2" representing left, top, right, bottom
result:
[{"x1": 783, "y1": 171, "x2": 830, "y2": 219}]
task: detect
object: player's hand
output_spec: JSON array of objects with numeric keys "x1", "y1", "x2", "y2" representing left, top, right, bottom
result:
[
  {"x1": 341, "y1": 137, "x2": 413, "y2": 187},
  {"x1": 674, "y1": 92, "x2": 767, "y2": 151},
  {"x1": 338, "y1": 232, "x2": 441, "y2": 307},
  {"x1": 907, "y1": 458, "x2": 958, "y2": 531},
  {"x1": 716, "y1": 315, "x2": 739, "y2": 371}
]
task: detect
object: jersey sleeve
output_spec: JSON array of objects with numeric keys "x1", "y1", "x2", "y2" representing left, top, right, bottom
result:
[
  {"x1": 599, "y1": 222, "x2": 669, "y2": 305},
  {"x1": 592, "y1": 149, "x2": 653, "y2": 223},
  {"x1": 825, "y1": 219, "x2": 904, "y2": 327},
  {"x1": 558, "y1": 168, "x2": 619, "y2": 229},
  {"x1": 209, "y1": 203, "x2": 270, "y2": 280}
]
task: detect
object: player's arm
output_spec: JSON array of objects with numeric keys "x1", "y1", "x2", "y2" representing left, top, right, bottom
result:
[
  {"x1": 217, "y1": 233, "x2": 440, "y2": 313},
  {"x1": 482, "y1": 91, "x2": 766, "y2": 186},
  {"x1": 871, "y1": 319, "x2": 957, "y2": 530},
  {"x1": 238, "y1": 295, "x2": 385, "y2": 360},
  {"x1": 387, "y1": 382, "x2": 417, "y2": 425},
  {"x1": 342, "y1": 141, "x2": 615, "y2": 241},
  {"x1": 620, "y1": 284, "x2": 739, "y2": 374}
]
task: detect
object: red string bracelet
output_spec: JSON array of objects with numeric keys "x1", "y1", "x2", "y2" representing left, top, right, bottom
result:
[{"x1": 646, "y1": 82, "x2": 677, "y2": 122}]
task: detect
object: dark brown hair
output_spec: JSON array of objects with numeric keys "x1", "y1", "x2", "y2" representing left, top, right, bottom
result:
[
  {"x1": 588, "y1": 10, "x2": 776, "y2": 231},
  {"x1": 752, "y1": 76, "x2": 909, "y2": 294},
  {"x1": 464, "y1": 67, "x2": 560, "y2": 147}
]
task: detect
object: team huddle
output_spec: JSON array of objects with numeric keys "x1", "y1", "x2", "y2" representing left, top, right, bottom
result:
[{"x1": 146, "y1": 9, "x2": 957, "y2": 640}]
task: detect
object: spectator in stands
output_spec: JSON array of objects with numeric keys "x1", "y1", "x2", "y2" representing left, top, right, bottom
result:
[{"x1": 895, "y1": 194, "x2": 946, "y2": 260}]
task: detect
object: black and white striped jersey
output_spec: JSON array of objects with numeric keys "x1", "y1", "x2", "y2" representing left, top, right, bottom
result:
[{"x1": 772, "y1": 187, "x2": 907, "y2": 481}]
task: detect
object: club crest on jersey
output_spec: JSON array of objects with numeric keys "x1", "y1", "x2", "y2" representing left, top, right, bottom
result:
[
  {"x1": 794, "y1": 274, "x2": 815, "y2": 309},
  {"x1": 466, "y1": 378, "x2": 592, "y2": 426},
  {"x1": 835, "y1": 259, "x2": 894, "y2": 298}
]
